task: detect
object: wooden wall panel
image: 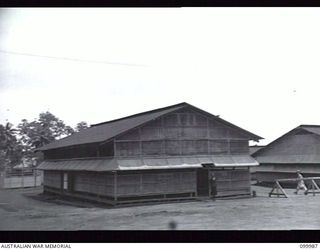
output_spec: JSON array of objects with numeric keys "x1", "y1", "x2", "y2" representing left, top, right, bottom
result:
[
  {"x1": 212, "y1": 169, "x2": 251, "y2": 196},
  {"x1": 181, "y1": 127, "x2": 207, "y2": 139},
  {"x1": 228, "y1": 128, "x2": 248, "y2": 139},
  {"x1": 209, "y1": 127, "x2": 228, "y2": 139},
  {"x1": 165, "y1": 140, "x2": 181, "y2": 155},
  {"x1": 209, "y1": 140, "x2": 229, "y2": 154},
  {"x1": 114, "y1": 108, "x2": 250, "y2": 158},
  {"x1": 73, "y1": 172, "x2": 114, "y2": 196},
  {"x1": 163, "y1": 127, "x2": 181, "y2": 139},
  {"x1": 115, "y1": 141, "x2": 141, "y2": 157},
  {"x1": 43, "y1": 171, "x2": 61, "y2": 189},
  {"x1": 164, "y1": 114, "x2": 179, "y2": 126},
  {"x1": 181, "y1": 140, "x2": 208, "y2": 155},
  {"x1": 141, "y1": 141, "x2": 164, "y2": 155},
  {"x1": 140, "y1": 127, "x2": 163, "y2": 140},
  {"x1": 116, "y1": 171, "x2": 196, "y2": 196},
  {"x1": 230, "y1": 140, "x2": 249, "y2": 154}
]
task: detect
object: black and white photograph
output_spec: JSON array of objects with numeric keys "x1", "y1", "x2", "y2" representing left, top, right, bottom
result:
[{"x1": 1, "y1": 7, "x2": 320, "y2": 236}]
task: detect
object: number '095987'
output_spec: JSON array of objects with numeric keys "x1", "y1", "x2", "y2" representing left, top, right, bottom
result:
[{"x1": 300, "y1": 244, "x2": 318, "y2": 248}]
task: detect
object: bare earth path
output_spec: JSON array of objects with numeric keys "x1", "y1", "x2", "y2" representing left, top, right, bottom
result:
[{"x1": 1, "y1": 186, "x2": 320, "y2": 230}]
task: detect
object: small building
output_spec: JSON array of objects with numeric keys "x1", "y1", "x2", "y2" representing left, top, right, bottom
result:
[
  {"x1": 37, "y1": 102, "x2": 262, "y2": 206},
  {"x1": 252, "y1": 125, "x2": 320, "y2": 183}
]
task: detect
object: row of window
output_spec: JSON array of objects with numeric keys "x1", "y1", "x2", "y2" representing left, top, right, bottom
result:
[
  {"x1": 115, "y1": 140, "x2": 248, "y2": 157},
  {"x1": 118, "y1": 127, "x2": 247, "y2": 141}
]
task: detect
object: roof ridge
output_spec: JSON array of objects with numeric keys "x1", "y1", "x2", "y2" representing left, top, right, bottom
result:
[
  {"x1": 299, "y1": 124, "x2": 320, "y2": 128},
  {"x1": 91, "y1": 102, "x2": 188, "y2": 127}
]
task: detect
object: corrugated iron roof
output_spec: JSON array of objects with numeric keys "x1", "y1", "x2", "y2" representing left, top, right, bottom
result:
[
  {"x1": 254, "y1": 165, "x2": 320, "y2": 174},
  {"x1": 300, "y1": 125, "x2": 320, "y2": 136},
  {"x1": 249, "y1": 146, "x2": 265, "y2": 155},
  {"x1": 38, "y1": 155, "x2": 259, "y2": 171},
  {"x1": 37, "y1": 102, "x2": 262, "y2": 151},
  {"x1": 255, "y1": 155, "x2": 320, "y2": 164},
  {"x1": 38, "y1": 158, "x2": 118, "y2": 171},
  {"x1": 38, "y1": 103, "x2": 184, "y2": 151}
]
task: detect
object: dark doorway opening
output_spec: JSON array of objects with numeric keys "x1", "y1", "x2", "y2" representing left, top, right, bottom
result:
[{"x1": 197, "y1": 168, "x2": 209, "y2": 197}]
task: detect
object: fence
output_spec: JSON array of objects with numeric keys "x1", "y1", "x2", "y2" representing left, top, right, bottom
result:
[{"x1": 0, "y1": 167, "x2": 43, "y2": 189}]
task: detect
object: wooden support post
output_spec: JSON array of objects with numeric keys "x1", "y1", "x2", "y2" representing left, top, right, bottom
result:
[
  {"x1": 312, "y1": 179, "x2": 320, "y2": 190},
  {"x1": 208, "y1": 170, "x2": 212, "y2": 197},
  {"x1": 138, "y1": 127, "x2": 142, "y2": 155},
  {"x1": 206, "y1": 118, "x2": 210, "y2": 154},
  {"x1": 195, "y1": 170, "x2": 198, "y2": 197},
  {"x1": 309, "y1": 179, "x2": 320, "y2": 196},
  {"x1": 140, "y1": 174, "x2": 143, "y2": 193},
  {"x1": 113, "y1": 141, "x2": 117, "y2": 158},
  {"x1": 114, "y1": 171, "x2": 118, "y2": 202},
  {"x1": 313, "y1": 181, "x2": 315, "y2": 196},
  {"x1": 96, "y1": 145, "x2": 100, "y2": 157}
]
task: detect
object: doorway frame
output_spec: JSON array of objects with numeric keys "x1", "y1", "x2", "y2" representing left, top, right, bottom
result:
[{"x1": 196, "y1": 168, "x2": 211, "y2": 197}]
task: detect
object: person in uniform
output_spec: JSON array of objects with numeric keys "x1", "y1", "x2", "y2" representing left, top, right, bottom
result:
[
  {"x1": 211, "y1": 173, "x2": 217, "y2": 199},
  {"x1": 294, "y1": 170, "x2": 308, "y2": 195}
]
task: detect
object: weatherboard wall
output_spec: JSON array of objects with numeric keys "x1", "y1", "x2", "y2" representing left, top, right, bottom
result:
[
  {"x1": 43, "y1": 167, "x2": 252, "y2": 203},
  {"x1": 211, "y1": 168, "x2": 251, "y2": 197},
  {"x1": 43, "y1": 169, "x2": 198, "y2": 204},
  {"x1": 114, "y1": 107, "x2": 250, "y2": 158}
]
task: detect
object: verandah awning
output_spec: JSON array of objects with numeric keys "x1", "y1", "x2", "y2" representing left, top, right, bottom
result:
[{"x1": 37, "y1": 155, "x2": 259, "y2": 171}]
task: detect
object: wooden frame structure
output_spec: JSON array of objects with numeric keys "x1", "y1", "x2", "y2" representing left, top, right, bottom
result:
[{"x1": 269, "y1": 177, "x2": 320, "y2": 198}]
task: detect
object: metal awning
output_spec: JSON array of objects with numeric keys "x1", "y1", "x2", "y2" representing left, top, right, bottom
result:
[
  {"x1": 117, "y1": 157, "x2": 203, "y2": 170},
  {"x1": 38, "y1": 155, "x2": 258, "y2": 171},
  {"x1": 211, "y1": 155, "x2": 259, "y2": 167},
  {"x1": 37, "y1": 158, "x2": 118, "y2": 171}
]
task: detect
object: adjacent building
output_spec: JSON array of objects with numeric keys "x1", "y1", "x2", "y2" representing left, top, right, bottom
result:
[
  {"x1": 37, "y1": 102, "x2": 262, "y2": 206},
  {"x1": 253, "y1": 125, "x2": 320, "y2": 183}
]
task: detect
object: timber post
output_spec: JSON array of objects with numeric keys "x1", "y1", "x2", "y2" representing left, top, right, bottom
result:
[{"x1": 114, "y1": 171, "x2": 118, "y2": 203}]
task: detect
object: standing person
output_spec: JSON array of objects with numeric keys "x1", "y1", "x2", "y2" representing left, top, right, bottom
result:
[
  {"x1": 211, "y1": 173, "x2": 217, "y2": 199},
  {"x1": 294, "y1": 170, "x2": 308, "y2": 195}
]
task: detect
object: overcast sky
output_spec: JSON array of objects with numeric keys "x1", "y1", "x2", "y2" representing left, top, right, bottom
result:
[{"x1": 1, "y1": 8, "x2": 320, "y2": 145}]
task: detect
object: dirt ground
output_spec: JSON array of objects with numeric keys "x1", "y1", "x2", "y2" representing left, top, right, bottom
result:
[{"x1": 1, "y1": 186, "x2": 320, "y2": 230}]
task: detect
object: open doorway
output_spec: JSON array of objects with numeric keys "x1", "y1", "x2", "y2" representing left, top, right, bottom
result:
[{"x1": 196, "y1": 168, "x2": 209, "y2": 197}]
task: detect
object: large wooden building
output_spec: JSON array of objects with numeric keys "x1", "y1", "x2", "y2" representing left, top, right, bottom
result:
[
  {"x1": 252, "y1": 125, "x2": 320, "y2": 183},
  {"x1": 37, "y1": 103, "x2": 262, "y2": 206}
]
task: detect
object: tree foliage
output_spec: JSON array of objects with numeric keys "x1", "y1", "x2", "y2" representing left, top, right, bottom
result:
[
  {"x1": 18, "y1": 111, "x2": 74, "y2": 150},
  {"x1": 0, "y1": 111, "x2": 88, "y2": 170},
  {"x1": 75, "y1": 121, "x2": 89, "y2": 132},
  {"x1": 0, "y1": 122, "x2": 23, "y2": 169}
]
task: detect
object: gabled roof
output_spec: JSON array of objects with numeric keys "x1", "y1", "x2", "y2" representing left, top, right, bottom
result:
[
  {"x1": 253, "y1": 125, "x2": 320, "y2": 164},
  {"x1": 38, "y1": 102, "x2": 262, "y2": 151},
  {"x1": 299, "y1": 125, "x2": 320, "y2": 136}
]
